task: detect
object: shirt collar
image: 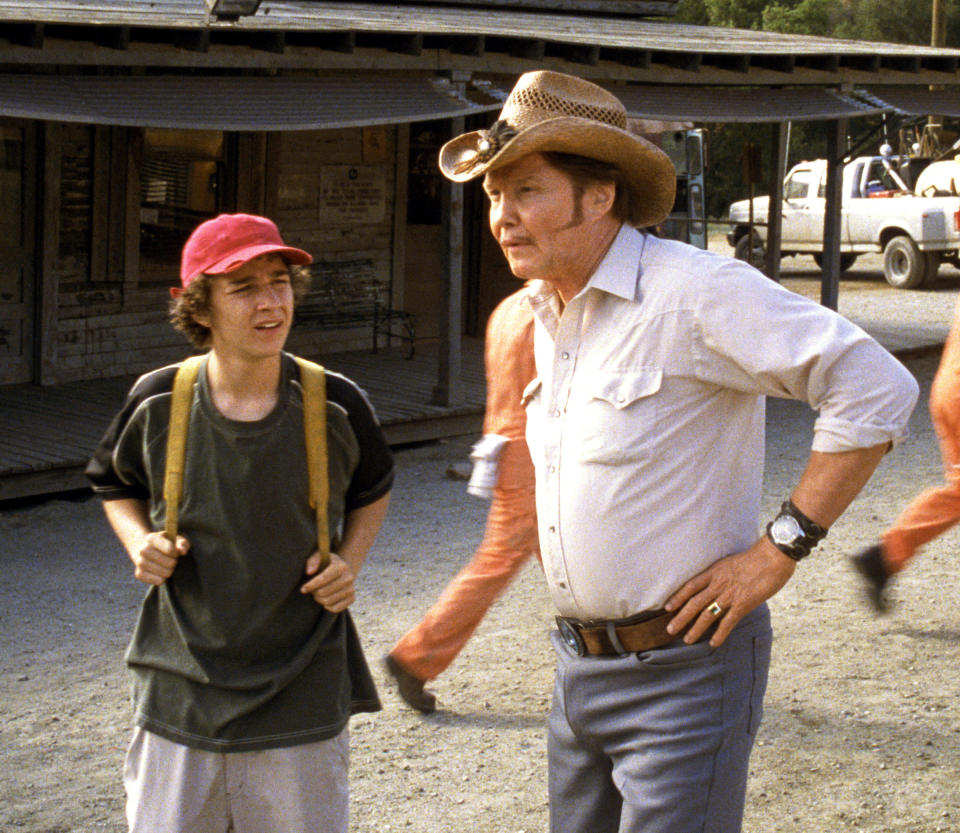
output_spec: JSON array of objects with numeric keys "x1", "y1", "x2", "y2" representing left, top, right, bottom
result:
[
  {"x1": 525, "y1": 224, "x2": 648, "y2": 307},
  {"x1": 586, "y1": 224, "x2": 647, "y2": 302}
]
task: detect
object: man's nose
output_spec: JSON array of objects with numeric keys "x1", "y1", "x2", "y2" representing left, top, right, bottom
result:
[{"x1": 491, "y1": 198, "x2": 515, "y2": 230}]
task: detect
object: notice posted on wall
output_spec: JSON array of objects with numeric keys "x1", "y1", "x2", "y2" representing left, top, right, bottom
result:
[{"x1": 317, "y1": 166, "x2": 387, "y2": 226}]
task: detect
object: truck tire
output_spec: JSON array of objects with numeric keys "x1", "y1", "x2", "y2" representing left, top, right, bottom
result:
[
  {"x1": 734, "y1": 234, "x2": 765, "y2": 269},
  {"x1": 883, "y1": 236, "x2": 932, "y2": 289},
  {"x1": 813, "y1": 253, "x2": 858, "y2": 272}
]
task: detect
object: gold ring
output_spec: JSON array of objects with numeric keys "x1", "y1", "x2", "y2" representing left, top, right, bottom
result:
[{"x1": 707, "y1": 602, "x2": 724, "y2": 617}]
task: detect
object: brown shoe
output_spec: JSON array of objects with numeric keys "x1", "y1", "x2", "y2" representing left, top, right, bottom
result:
[
  {"x1": 850, "y1": 544, "x2": 891, "y2": 613},
  {"x1": 384, "y1": 654, "x2": 437, "y2": 713}
]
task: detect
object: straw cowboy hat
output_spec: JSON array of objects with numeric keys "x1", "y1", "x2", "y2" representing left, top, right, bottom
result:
[{"x1": 439, "y1": 70, "x2": 677, "y2": 228}]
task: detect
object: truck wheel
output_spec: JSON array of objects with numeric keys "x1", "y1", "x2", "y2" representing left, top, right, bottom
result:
[
  {"x1": 813, "y1": 253, "x2": 858, "y2": 272},
  {"x1": 734, "y1": 234, "x2": 765, "y2": 269},
  {"x1": 883, "y1": 236, "x2": 929, "y2": 289}
]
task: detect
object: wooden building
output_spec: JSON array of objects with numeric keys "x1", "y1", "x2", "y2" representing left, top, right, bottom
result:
[{"x1": 2, "y1": 0, "x2": 960, "y2": 396}]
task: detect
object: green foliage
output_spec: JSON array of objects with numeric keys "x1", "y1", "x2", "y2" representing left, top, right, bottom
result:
[
  {"x1": 699, "y1": 0, "x2": 769, "y2": 29},
  {"x1": 702, "y1": 121, "x2": 823, "y2": 219},
  {"x1": 761, "y1": 0, "x2": 838, "y2": 36},
  {"x1": 671, "y1": 0, "x2": 958, "y2": 218},
  {"x1": 832, "y1": 0, "x2": 933, "y2": 45},
  {"x1": 673, "y1": 0, "x2": 709, "y2": 24},
  {"x1": 676, "y1": 0, "x2": 947, "y2": 44}
]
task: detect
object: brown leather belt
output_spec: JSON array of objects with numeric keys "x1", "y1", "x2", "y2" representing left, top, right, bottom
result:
[{"x1": 556, "y1": 609, "x2": 680, "y2": 657}]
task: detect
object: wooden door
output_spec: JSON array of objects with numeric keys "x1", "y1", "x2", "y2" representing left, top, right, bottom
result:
[{"x1": 0, "y1": 121, "x2": 36, "y2": 385}]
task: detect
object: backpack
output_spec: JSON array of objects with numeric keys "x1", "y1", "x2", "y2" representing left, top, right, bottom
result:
[{"x1": 162, "y1": 354, "x2": 331, "y2": 568}]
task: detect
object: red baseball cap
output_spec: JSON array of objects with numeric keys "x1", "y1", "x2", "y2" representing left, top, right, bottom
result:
[{"x1": 176, "y1": 213, "x2": 313, "y2": 294}]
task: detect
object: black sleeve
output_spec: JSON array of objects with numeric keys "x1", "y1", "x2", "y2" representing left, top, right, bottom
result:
[
  {"x1": 324, "y1": 371, "x2": 395, "y2": 512},
  {"x1": 84, "y1": 365, "x2": 178, "y2": 501}
]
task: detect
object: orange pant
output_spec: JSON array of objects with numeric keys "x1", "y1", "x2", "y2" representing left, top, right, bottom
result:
[
  {"x1": 390, "y1": 441, "x2": 538, "y2": 681},
  {"x1": 882, "y1": 356, "x2": 960, "y2": 573}
]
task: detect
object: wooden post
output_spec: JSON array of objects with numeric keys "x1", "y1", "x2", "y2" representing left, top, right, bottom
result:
[
  {"x1": 39, "y1": 122, "x2": 60, "y2": 385},
  {"x1": 391, "y1": 124, "x2": 410, "y2": 318},
  {"x1": 765, "y1": 122, "x2": 787, "y2": 282},
  {"x1": 820, "y1": 118, "x2": 846, "y2": 310},
  {"x1": 433, "y1": 117, "x2": 465, "y2": 407},
  {"x1": 928, "y1": 0, "x2": 946, "y2": 143}
]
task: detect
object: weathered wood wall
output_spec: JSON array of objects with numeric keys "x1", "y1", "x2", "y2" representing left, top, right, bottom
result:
[
  {"x1": 271, "y1": 127, "x2": 402, "y2": 357},
  {"x1": 47, "y1": 123, "x2": 411, "y2": 382}
]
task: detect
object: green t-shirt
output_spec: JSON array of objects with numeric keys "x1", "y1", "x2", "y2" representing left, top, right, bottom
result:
[{"x1": 86, "y1": 353, "x2": 393, "y2": 751}]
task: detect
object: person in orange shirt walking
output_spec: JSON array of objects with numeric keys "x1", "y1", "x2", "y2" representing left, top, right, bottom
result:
[
  {"x1": 385, "y1": 287, "x2": 539, "y2": 712},
  {"x1": 852, "y1": 296, "x2": 960, "y2": 611}
]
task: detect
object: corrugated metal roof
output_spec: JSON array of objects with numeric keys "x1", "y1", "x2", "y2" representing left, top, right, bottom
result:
[
  {"x1": 0, "y1": 73, "x2": 498, "y2": 129},
  {"x1": 611, "y1": 84, "x2": 886, "y2": 122},
  {"x1": 862, "y1": 85, "x2": 960, "y2": 117}
]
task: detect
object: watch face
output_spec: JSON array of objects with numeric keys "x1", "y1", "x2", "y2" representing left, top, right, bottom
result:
[{"x1": 770, "y1": 514, "x2": 803, "y2": 546}]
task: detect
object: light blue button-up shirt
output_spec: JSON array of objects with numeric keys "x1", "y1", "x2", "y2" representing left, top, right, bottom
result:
[{"x1": 524, "y1": 225, "x2": 918, "y2": 620}]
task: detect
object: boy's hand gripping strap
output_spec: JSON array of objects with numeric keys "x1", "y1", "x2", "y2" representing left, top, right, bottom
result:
[
  {"x1": 295, "y1": 357, "x2": 330, "y2": 571},
  {"x1": 163, "y1": 355, "x2": 205, "y2": 543},
  {"x1": 162, "y1": 356, "x2": 328, "y2": 568}
]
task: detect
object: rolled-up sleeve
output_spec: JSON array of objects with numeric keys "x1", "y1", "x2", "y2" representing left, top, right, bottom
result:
[{"x1": 695, "y1": 259, "x2": 919, "y2": 453}]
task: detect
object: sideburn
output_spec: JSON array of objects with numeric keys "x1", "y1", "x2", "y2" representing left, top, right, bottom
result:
[{"x1": 557, "y1": 188, "x2": 585, "y2": 231}]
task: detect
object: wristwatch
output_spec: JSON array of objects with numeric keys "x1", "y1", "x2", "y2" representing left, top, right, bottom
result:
[{"x1": 765, "y1": 500, "x2": 827, "y2": 561}]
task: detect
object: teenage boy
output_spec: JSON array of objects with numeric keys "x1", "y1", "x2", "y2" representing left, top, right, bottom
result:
[{"x1": 86, "y1": 213, "x2": 393, "y2": 833}]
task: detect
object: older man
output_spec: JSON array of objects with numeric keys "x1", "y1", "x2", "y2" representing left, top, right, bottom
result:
[{"x1": 440, "y1": 70, "x2": 918, "y2": 833}]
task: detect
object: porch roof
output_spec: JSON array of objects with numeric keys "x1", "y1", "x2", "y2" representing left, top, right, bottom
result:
[
  {"x1": 0, "y1": 72, "x2": 500, "y2": 129},
  {"x1": 1, "y1": 1, "x2": 959, "y2": 88},
  {"x1": 0, "y1": 72, "x2": 902, "y2": 129}
]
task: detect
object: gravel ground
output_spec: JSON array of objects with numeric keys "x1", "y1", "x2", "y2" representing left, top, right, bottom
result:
[{"x1": 2, "y1": 261, "x2": 959, "y2": 833}]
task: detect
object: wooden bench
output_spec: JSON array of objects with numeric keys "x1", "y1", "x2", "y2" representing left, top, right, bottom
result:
[{"x1": 294, "y1": 272, "x2": 416, "y2": 359}]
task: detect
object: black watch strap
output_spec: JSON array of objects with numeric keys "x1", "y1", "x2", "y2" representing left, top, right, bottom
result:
[{"x1": 766, "y1": 500, "x2": 828, "y2": 561}]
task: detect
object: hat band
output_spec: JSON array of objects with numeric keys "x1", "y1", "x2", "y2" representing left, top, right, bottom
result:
[{"x1": 453, "y1": 120, "x2": 518, "y2": 176}]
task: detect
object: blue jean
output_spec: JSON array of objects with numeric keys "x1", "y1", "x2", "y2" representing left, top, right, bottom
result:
[{"x1": 548, "y1": 604, "x2": 772, "y2": 833}]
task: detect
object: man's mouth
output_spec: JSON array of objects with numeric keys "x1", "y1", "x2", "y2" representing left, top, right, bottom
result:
[{"x1": 255, "y1": 321, "x2": 282, "y2": 330}]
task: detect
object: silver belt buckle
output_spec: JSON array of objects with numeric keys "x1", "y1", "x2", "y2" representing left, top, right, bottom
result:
[{"x1": 556, "y1": 616, "x2": 586, "y2": 656}]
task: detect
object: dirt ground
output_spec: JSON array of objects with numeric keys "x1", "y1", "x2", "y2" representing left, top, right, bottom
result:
[{"x1": 2, "y1": 277, "x2": 960, "y2": 832}]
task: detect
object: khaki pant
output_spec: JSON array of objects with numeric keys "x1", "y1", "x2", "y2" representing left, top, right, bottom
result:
[
  {"x1": 390, "y1": 440, "x2": 538, "y2": 680},
  {"x1": 124, "y1": 726, "x2": 349, "y2": 833}
]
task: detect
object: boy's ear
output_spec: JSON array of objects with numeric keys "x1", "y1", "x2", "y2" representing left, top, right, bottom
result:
[{"x1": 191, "y1": 308, "x2": 211, "y2": 329}]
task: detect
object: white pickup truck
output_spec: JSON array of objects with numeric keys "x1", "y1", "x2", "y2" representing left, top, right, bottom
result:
[{"x1": 727, "y1": 155, "x2": 960, "y2": 288}]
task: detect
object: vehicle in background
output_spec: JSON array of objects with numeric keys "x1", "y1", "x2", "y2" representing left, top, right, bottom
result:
[
  {"x1": 661, "y1": 128, "x2": 707, "y2": 249},
  {"x1": 727, "y1": 152, "x2": 960, "y2": 288}
]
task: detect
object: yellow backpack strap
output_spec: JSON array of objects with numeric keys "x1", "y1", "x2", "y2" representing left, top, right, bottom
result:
[
  {"x1": 162, "y1": 355, "x2": 205, "y2": 543},
  {"x1": 296, "y1": 357, "x2": 330, "y2": 570}
]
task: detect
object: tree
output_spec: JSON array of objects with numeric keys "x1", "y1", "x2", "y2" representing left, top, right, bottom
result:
[
  {"x1": 676, "y1": 0, "x2": 945, "y2": 45},
  {"x1": 675, "y1": 0, "x2": 768, "y2": 28},
  {"x1": 672, "y1": 0, "x2": 960, "y2": 220},
  {"x1": 762, "y1": 0, "x2": 841, "y2": 36}
]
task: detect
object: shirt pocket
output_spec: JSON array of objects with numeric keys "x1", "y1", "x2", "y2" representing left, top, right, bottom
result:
[{"x1": 580, "y1": 368, "x2": 663, "y2": 464}]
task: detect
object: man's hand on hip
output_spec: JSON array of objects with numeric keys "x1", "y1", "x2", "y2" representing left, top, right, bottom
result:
[{"x1": 664, "y1": 538, "x2": 796, "y2": 648}]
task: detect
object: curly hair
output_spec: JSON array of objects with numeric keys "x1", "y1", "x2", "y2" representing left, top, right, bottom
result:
[{"x1": 169, "y1": 263, "x2": 312, "y2": 348}]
